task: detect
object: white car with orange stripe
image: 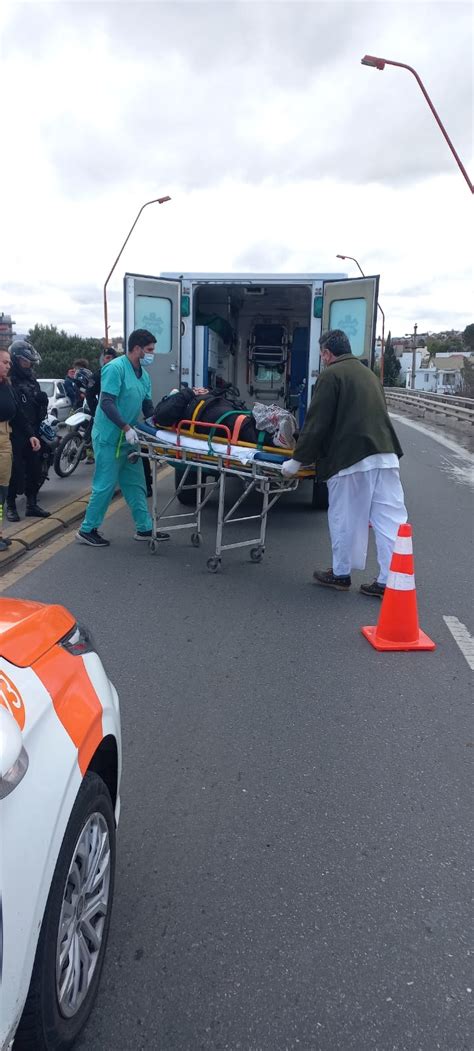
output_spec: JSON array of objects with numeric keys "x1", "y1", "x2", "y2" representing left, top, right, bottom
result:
[{"x1": 0, "y1": 598, "x2": 121, "y2": 1051}]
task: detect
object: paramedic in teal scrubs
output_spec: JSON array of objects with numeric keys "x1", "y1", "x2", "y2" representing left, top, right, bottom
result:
[{"x1": 76, "y1": 329, "x2": 169, "y2": 547}]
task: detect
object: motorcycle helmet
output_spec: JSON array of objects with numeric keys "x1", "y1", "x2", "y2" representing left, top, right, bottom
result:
[
  {"x1": 39, "y1": 420, "x2": 57, "y2": 444},
  {"x1": 73, "y1": 367, "x2": 94, "y2": 390},
  {"x1": 9, "y1": 340, "x2": 41, "y2": 366}
]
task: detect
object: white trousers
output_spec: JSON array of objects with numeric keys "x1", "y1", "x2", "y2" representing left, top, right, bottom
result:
[{"x1": 327, "y1": 467, "x2": 408, "y2": 583}]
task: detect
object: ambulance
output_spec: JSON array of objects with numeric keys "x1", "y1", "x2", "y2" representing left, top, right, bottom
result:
[
  {"x1": 124, "y1": 270, "x2": 379, "y2": 507},
  {"x1": 0, "y1": 598, "x2": 121, "y2": 1051}
]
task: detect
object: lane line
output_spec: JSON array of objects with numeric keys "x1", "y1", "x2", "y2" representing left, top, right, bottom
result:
[
  {"x1": 0, "y1": 466, "x2": 173, "y2": 593},
  {"x1": 443, "y1": 616, "x2": 474, "y2": 671},
  {"x1": 389, "y1": 413, "x2": 474, "y2": 463}
]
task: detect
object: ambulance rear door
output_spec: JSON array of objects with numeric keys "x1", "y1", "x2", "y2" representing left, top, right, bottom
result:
[
  {"x1": 321, "y1": 275, "x2": 379, "y2": 367},
  {"x1": 124, "y1": 273, "x2": 182, "y2": 402}
]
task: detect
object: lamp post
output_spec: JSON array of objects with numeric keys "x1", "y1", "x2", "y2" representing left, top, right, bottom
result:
[
  {"x1": 361, "y1": 55, "x2": 474, "y2": 194},
  {"x1": 406, "y1": 323, "x2": 418, "y2": 389},
  {"x1": 103, "y1": 195, "x2": 171, "y2": 346},
  {"x1": 336, "y1": 253, "x2": 386, "y2": 384}
]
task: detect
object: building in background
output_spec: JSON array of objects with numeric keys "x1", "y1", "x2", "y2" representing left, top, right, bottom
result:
[{"x1": 0, "y1": 313, "x2": 15, "y2": 350}]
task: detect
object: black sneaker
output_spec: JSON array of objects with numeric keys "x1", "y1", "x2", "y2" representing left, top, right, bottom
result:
[
  {"x1": 0, "y1": 538, "x2": 9, "y2": 552},
  {"x1": 360, "y1": 580, "x2": 385, "y2": 598},
  {"x1": 76, "y1": 528, "x2": 110, "y2": 547},
  {"x1": 134, "y1": 529, "x2": 170, "y2": 542},
  {"x1": 313, "y1": 568, "x2": 351, "y2": 591},
  {"x1": 25, "y1": 504, "x2": 51, "y2": 519},
  {"x1": 6, "y1": 505, "x2": 20, "y2": 523}
]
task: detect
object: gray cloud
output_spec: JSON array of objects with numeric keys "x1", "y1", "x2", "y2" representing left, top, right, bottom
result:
[{"x1": 6, "y1": 2, "x2": 470, "y2": 197}]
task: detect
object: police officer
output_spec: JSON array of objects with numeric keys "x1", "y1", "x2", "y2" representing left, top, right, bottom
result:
[{"x1": 7, "y1": 340, "x2": 50, "y2": 521}]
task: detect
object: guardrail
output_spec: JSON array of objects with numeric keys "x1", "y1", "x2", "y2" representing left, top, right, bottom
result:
[{"x1": 385, "y1": 388, "x2": 474, "y2": 424}]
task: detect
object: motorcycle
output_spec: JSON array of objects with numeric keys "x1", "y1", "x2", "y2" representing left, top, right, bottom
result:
[
  {"x1": 53, "y1": 408, "x2": 93, "y2": 478},
  {"x1": 38, "y1": 414, "x2": 60, "y2": 489}
]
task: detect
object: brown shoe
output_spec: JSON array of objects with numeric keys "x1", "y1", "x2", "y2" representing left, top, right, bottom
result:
[
  {"x1": 313, "y1": 568, "x2": 351, "y2": 591},
  {"x1": 360, "y1": 580, "x2": 385, "y2": 598}
]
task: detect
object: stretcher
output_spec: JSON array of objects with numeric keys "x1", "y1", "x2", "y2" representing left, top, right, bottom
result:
[{"x1": 134, "y1": 420, "x2": 314, "y2": 572}]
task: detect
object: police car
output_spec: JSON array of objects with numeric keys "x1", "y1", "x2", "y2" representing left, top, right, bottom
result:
[{"x1": 0, "y1": 598, "x2": 121, "y2": 1050}]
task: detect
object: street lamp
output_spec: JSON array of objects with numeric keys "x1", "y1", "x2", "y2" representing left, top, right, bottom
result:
[
  {"x1": 406, "y1": 323, "x2": 418, "y2": 390},
  {"x1": 361, "y1": 55, "x2": 474, "y2": 194},
  {"x1": 103, "y1": 195, "x2": 171, "y2": 346},
  {"x1": 336, "y1": 253, "x2": 386, "y2": 384}
]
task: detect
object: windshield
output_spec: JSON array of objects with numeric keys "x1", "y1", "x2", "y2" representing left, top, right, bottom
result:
[{"x1": 38, "y1": 381, "x2": 55, "y2": 397}]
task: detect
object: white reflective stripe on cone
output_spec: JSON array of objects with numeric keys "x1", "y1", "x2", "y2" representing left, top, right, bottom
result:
[
  {"x1": 386, "y1": 570, "x2": 416, "y2": 591},
  {"x1": 393, "y1": 536, "x2": 413, "y2": 555}
]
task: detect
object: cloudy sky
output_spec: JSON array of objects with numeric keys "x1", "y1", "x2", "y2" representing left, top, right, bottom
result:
[{"x1": 0, "y1": 0, "x2": 472, "y2": 341}]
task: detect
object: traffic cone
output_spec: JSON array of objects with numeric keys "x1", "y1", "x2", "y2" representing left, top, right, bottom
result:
[{"x1": 362, "y1": 523, "x2": 436, "y2": 652}]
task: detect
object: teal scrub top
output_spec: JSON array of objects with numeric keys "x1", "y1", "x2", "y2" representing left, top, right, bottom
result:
[{"x1": 93, "y1": 355, "x2": 152, "y2": 445}]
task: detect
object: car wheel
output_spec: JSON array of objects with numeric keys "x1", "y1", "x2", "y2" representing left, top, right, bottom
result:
[{"x1": 14, "y1": 772, "x2": 116, "y2": 1051}]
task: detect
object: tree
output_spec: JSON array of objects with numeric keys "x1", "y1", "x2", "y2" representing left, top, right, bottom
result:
[
  {"x1": 461, "y1": 356, "x2": 474, "y2": 398},
  {"x1": 27, "y1": 324, "x2": 102, "y2": 378},
  {"x1": 462, "y1": 323, "x2": 474, "y2": 353},
  {"x1": 382, "y1": 331, "x2": 402, "y2": 387}
]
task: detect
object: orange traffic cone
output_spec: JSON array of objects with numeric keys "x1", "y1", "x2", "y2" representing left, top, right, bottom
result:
[{"x1": 362, "y1": 523, "x2": 436, "y2": 652}]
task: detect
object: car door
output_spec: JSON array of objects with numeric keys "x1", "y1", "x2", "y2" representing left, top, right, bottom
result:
[
  {"x1": 321, "y1": 276, "x2": 379, "y2": 367},
  {"x1": 124, "y1": 273, "x2": 181, "y2": 404},
  {"x1": 54, "y1": 381, "x2": 71, "y2": 422}
]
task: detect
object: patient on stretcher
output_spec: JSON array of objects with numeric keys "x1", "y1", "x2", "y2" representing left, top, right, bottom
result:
[{"x1": 152, "y1": 386, "x2": 297, "y2": 450}]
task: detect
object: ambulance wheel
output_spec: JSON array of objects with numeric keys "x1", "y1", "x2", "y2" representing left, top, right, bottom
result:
[
  {"x1": 191, "y1": 532, "x2": 201, "y2": 547},
  {"x1": 250, "y1": 546, "x2": 264, "y2": 563},
  {"x1": 207, "y1": 557, "x2": 220, "y2": 573},
  {"x1": 311, "y1": 480, "x2": 329, "y2": 511},
  {"x1": 15, "y1": 772, "x2": 116, "y2": 1051},
  {"x1": 149, "y1": 539, "x2": 158, "y2": 554}
]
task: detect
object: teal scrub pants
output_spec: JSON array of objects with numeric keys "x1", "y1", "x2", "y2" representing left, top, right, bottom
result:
[{"x1": 81, "y1": 435, "x2": 152, "y2": 534}]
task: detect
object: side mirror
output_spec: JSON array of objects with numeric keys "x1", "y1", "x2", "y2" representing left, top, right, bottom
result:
[{"x1": 0, "y1": 707, "x2": 29, "y2": 799}]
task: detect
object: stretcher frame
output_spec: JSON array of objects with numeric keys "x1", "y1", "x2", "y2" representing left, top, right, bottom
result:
[{"x1": 134, "y1": 420, "x2": 310, "y2": 572}]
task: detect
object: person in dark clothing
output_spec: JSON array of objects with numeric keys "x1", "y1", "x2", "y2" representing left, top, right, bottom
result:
[
  {"x1": 281, "y1": 329, "x2": 407, "y2": 597},
  {"x1": 84, "y1": 347, "x2": 117, "y2": 416},
  {"x1": 0, "y1": 348, "x2": 41, "y2": 547},
  {"x1": 7, "y1": 340, "x2": 50, "y2": 521},
  {"x1": 64, "y1": 367, "x2": 81, "y2": 409}
]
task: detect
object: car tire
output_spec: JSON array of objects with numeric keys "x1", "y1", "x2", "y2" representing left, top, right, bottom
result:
[{"x1": 14, "y1": 772, "x2": 116, "y2": 1051}]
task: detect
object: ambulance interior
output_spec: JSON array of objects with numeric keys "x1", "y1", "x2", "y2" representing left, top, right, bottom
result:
[{"x1": 194, "y1": 283, "x2": 313, "y2": 412}]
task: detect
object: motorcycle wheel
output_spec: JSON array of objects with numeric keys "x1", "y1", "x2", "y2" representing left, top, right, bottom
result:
[{"x1": 54, "y1": 433, "x2": 86, "y2": 478}]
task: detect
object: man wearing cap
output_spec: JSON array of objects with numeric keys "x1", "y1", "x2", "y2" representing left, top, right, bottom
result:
[{"x1": 281, "y1": 329, "x2": 407, "y2": 597}]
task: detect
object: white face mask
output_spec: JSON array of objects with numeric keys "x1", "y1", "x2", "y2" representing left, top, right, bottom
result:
[{"x1": 142, "y1": 353, "x2": 155, "y2": 366}]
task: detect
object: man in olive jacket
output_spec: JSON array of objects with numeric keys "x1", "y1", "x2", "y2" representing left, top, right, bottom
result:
[{"x1": 281, "y1": 329, "x2": 407, "y2": 597}]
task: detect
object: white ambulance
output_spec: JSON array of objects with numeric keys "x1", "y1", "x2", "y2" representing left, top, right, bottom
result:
[{"x1": 124, "y1": 270, "x2": 379, "y2": 506}]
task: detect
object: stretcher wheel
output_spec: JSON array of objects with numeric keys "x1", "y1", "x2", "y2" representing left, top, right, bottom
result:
[
  {"x1": 191, "y1": 532, "x2": 201, "y2": 547},
  {"x1": 207, "y1": 557, "x2": 220, "y2": 573},
  {"x1": 149, "y1": 539, "x2": 158, "y2": 554},
  {"x1": 250, "y1": 546, "x2": 264, "y2": 563}
]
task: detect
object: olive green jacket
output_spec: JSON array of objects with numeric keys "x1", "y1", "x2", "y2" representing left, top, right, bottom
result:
[{"x1": 293, "y1": 354, "x2": 403, "y2": 481}]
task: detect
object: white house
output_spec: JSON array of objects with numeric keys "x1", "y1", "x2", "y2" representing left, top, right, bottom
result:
[{"x1": 406, "y1": 354, "x2": 467, "y2": 393}]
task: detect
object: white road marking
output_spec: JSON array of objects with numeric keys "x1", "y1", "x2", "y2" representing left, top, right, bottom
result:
[{"x1": 443, "y1": 616, "x2": 474, "y2": 670}]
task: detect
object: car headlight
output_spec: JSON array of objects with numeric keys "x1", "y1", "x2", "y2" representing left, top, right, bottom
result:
[{"x1": 60, "y1": 623, "x2": 96, "y2": 657}]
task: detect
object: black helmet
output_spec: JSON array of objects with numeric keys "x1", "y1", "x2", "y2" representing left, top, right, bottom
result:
[
  {"x1": 9, "y1": 340, "x2": 41, "y2": 366},
  {"x1": 73, "y1": 367, "x2": 94, "y2": 390}
]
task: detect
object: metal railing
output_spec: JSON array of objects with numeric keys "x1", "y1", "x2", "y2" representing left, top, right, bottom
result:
[{"x1": 385, "y1": 387, "x2": 474, "y2": 424}]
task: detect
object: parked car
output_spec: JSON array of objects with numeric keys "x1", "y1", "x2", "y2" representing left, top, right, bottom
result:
[
  {"x1": 0, "y1": 598, "x2": 121, "y2": 1050},
  {"x1": 37, "y1": 379, "x2": 72, "y2": 422}
]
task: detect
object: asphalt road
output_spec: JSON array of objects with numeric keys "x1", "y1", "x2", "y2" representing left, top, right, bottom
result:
[{"x1": 6, "y1": 419, "x2": 473, "y2": 1050}]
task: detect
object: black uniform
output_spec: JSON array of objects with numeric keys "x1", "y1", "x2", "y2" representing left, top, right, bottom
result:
[{"x1": 7, "y1": 359, "x2": 48, "y2": 512}]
